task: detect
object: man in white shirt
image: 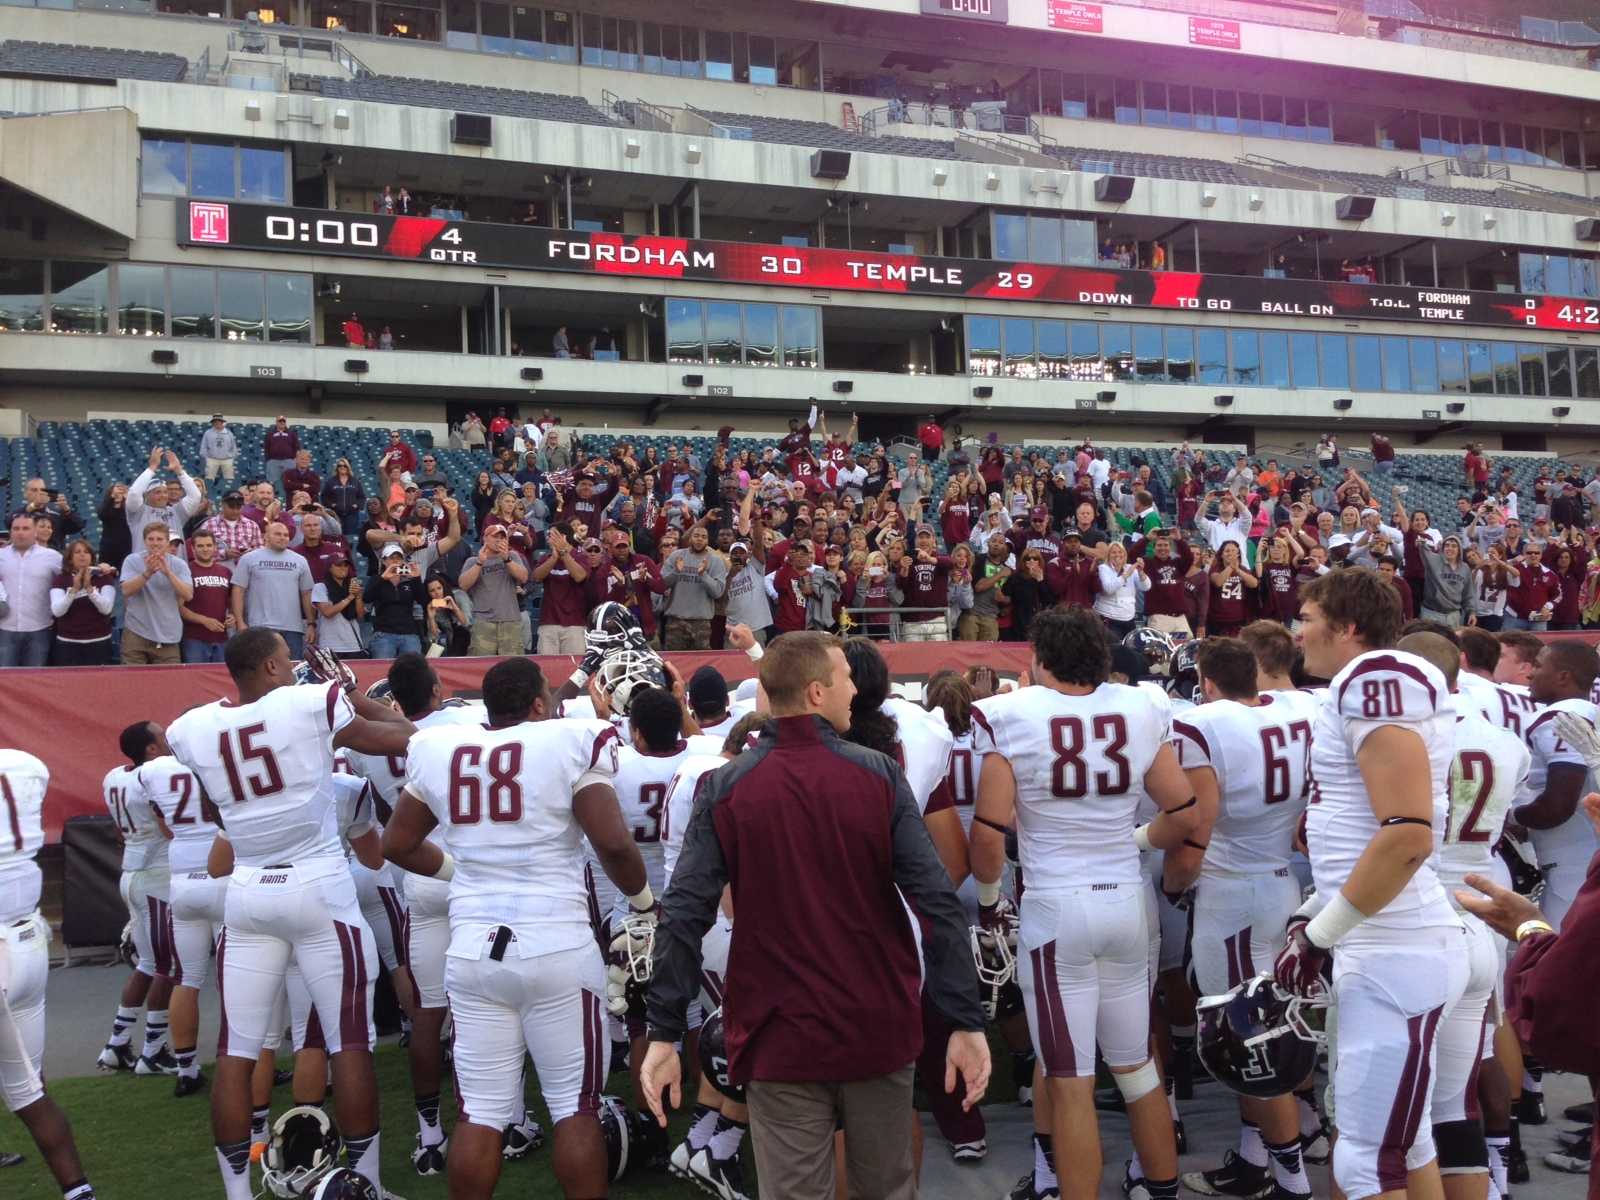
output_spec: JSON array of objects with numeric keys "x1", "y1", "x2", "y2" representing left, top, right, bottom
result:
[
  {"x1": 0, "y1": 512, "x2": 62, "y2": 667},
  {"x1": 126, "y1": 448, "x2": 203, "y2": 545}
]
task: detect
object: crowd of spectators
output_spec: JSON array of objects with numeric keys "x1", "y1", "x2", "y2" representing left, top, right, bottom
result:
[{"x1": 3, "y1": 407, "x2": 1599, "y2": 668}]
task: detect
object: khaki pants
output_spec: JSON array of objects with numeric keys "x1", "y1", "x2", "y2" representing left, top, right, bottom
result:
[
  {"x1": 536, "y1": 624, "x2": 586, "y2": 656},
  {"x1": 900, "y1": 617, "x2": 948, "y2": 642},
  {"x1": 469, "y1": 619, "x2": 525, "y2": 657},
  {"x1": 121, "y1": 629, "x2": 181, "y2": 665},
  {"x1": 664, "y1": 617, "x2": 711, "y2": 651},
  {"x1": 958, "y1": 612, "x2": 999, "y2": 642},
  {"x1": 746, "y1": 1065, "x2": 916, "y2": 1200},
  {"x1": 1146, "y1": 613, "x2": 1192, "y2": 639},
  {"x1": 204, "y1": 457, "x2": 235, "y2": 482}
]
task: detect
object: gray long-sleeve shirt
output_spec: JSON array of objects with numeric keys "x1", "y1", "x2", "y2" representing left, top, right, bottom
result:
[
  {"x1": 1420, "y1": 545, "x2": 1472, "y2": 623},
  {"x1": 126, "y1": 468, "x2": 203, "y2": 543},
  {"x1": 662, "y1": 548, "x2": 726, "y2": 619},
  {"x1": 199, "y1": 428, "x2": 239, "y2": 462}
]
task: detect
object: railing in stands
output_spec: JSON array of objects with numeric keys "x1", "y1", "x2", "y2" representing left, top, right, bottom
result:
[
  {"x1": 1391, "y1": 157, "x2": 1510, "y2": 183},
  {"x1": 226, "y1": 28, "x2": 372, "y2": 79},
  {"x1": 860, "y1": 102, "x2": 1046, "y2": 142},
  {"x1": 604, "y1": 90, "x2": 673, "y2": 132},
  {"x1": 841, "y1": 606, "x2": 951, "y2": 640}
]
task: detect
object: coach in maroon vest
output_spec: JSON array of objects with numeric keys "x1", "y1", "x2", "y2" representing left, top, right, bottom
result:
[{"x1": 641, "y1": 631, "x2": 989, "y2": 1198}]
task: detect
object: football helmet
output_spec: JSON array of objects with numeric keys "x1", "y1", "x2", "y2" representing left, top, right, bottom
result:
[
  {"x1": 971, "y1": 915, "x2": 1018, "y2": 1022},
  {"x1": 586, "y1": 601, "x2": 647, "y2": 655},
  {"x1": 596, "y1": 648, "x2": 669, "y2": 718},
  {"x1": 1196, "y1": 975, "x2": 1326, "y2": 1100},
  {"x1": 1123, "y1": 627, "x2": 1176, "y2": 678},
  {"x1": 598, "y1": 1094, "x2": 632, "y2": 1181},
  {"x1": 262, "y1": 1106, "x2": 342, "y2": 1198},
  {"x1": 117, "y1": 920, "x2": 137, "y2": 968},
  {"x1": 697, "y1": 1009, "x2": 745, "y2": 1103},
  {"x1": 364, "y1": 678, "x2": 395, "y2": 708},
  {"x1": 1497, "y1": 833, "x2": 1545, "y2": 902},
  {"x1": 309, "y1": 1169, "x2": 379, "y2": 1200},
  {"x1": 291, "y1": 660, "x2": 320, "y2": 687},
  {"x1": 1168, "y1": 639, "x2": 1203, "y2": 706}
]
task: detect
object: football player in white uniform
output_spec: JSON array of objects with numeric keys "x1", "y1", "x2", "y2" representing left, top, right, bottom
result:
[
  {"x1": 607, "y1": 684, "x2": 697, "y2": 1164},
  {"x1": 661, "y1": 713, "x2": 760, "y2": 1200},
  {"x1": 0, "y1": 750, "x2": 99, "y2": 1200},
  {"x1": 133, "y1": 734, "x2": 215, "y2": 1097},
  {"x1": 164, "y1": 631, "x2": 414, "y2": 1200},
  {"x1": 1513, "y1": 640, "x2": 1600, "y2": 930},
  {"x1": 1173, "y1": 638, "x2": 1314, "y2": 1200},
  {"x1": 1397, "y1": 631, "x2": 1531, "y2": 1200},
  {"x1": 1455, "y1": 629, "x2": 1540, "y2": 737},
  {"x1": 95, "y1": 722, "x2": 176, "y2": 1077},
  {"x1": 1281, "y1": 569, "x2": 1469, "y2": 1200},
  {"x1": 1239, "y1": 619, "x2": 1332, "y2": 1158},
  {"x1": 971, "y1": 608, "x2": 1203, "y2": 1200},
  {"x1": 384, "y1": 656, "x2": 654, "y2": 1200},
  {"x1": 341, "y1": 654, "x2": 499, "y2": 1175}
]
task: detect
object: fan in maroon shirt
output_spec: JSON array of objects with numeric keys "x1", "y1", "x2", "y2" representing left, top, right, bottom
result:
[
  {"x1": 557, "y1": 474, "x2": 617, "y2": 538},
  {"x1": 1507, "y1": 543, "x2": 1561, "y2": 623},
  {"x1": 897, "y1": 528, "x2": 951, "y2": 619},
  {"x1": 182, "y1": 533, "x2": 233, "y2": 644},
  {"x1": 1257, "y1": 540, "x2": 1300, "y2": 624},
  {"x1": 769, "y1": 542, "x2": 817, "y2": 633},
  {"x1": 1044, "y1": 532, "x2": 1099, "y2": 610},
  {"x1": 1136, "y1": 532, "x2": 1193, "y2": 621},
  {"x1": 1207, "y1": 542, "x2": 1256, "y2": 636}
]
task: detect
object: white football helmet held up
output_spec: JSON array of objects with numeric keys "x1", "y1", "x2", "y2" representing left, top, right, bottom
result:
[
  {"x1": 596, "y1": 648, "x2": 670, "y2": 718},
  {"x1": 262, "y1": 1106, "x2": 342, "y2": 1198}
]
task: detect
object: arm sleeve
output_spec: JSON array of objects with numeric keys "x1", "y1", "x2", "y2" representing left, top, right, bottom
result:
[
  {"x1": 49, "y1": 587, "x2": 70, "y2": 617},
  {"x1": 126, "y1": 469, "x2": 154, "y2": 519},
  {"x1": 179, "y1": 471, "x2": 202, "y2": 515},
  {"x1": 1506, "y1": 861, "x2": 1600, "y2": 1076},
  {"x1": 648, "y1": 774, "x2": 730, "y2": 1041},
  {"x1": 889, "y1": 769, "x2": 986, "y2": 1031},
  {"x1": 91, "y1": 583, "x2": 116, "y2": 615}
]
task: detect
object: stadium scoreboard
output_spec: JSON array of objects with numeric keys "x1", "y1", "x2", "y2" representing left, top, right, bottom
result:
[{"x1": 181, "y1": 202, "x2": 1600, "y2": 333}]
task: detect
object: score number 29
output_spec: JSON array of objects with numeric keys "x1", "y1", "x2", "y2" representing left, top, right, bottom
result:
[{"x1": 996, "y1": 271, "x2": 1035, "y2": 290}]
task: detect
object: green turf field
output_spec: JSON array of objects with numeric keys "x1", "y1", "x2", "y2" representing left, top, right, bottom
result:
[{"x1": 1, "y1": 1045, "x2": 705, "y2": 1198}]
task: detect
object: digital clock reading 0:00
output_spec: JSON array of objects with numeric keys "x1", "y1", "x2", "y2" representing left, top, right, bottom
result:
[
  {"x1": 265, "y1": 215, "x2": 381, "y2": 247},
  {"x1": 919, "y1": 0, "x2": 1009, "y2": 21}
]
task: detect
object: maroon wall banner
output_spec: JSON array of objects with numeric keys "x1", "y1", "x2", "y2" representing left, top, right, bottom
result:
[
  {"x1": 178, "y1": 202, "x2": 1600, "y2": 332},
  {"x1": 4, "y1": 644, "x2": 1034, "y2": 839}
]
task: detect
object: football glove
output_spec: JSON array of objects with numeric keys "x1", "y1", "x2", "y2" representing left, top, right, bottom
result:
[
  {"x1": 978, "y1": 894, "x2": 1017, "y2": 943},
  {"x1": 303, "y1": 645, "x2": 358, "y2": 695},
  {"x1": 1273, "y1": 915, "x2": 1330, "y2": 999},
  {"x1": 1554, "y1": 710, "x2": 1600, "y2": 774}
]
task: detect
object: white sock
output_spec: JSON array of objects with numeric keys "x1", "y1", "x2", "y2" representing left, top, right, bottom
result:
[
  {"x1": 142, "y1": 1010, "x2": 169, "y2": 1058},
  {"x1": 1034, "y1": 1133, "x2": 1057, "y2": 1192},
  {"x1": 1266, "y1": 1136, "x2": 1310, "y2": 1196},
  {"x1": 108, "y1": 1005, "x2": 140, "y2": 1047},
  {"x1": 1487, "y1": 1134, "x2": 1510, "y2": 1198},
  {"x1": 708, "y1": 1116, "x2": 746, "y2": 1160},
  {"x1": 686, "y1": 1104, "x2": 720, "y2": 1152},
  {"x1": 1239, "y1": 1119, "x2": 1269, "y2": 1169},
  {"x1": 1166, "y1": 1077, "x2": 1179, "y2": 1122},
  {"x1": 216, "y1": 1141, "x2": 253, "y2": 1200},
  {"x1": 345, "y1": 1130, "x2": 381, "y2": 1193},
  {"x1": 1128, "y1": 1151, "x2": 1146, "y2": 1181},
  {"x1": 415, "y1": 1092, "x2": 444, "y2": 1147},
  {"x1": 1521, "y1": 1070, "x2": 1542, "y2": 1095},
  {"x1": 250, "y1": 1106, "x2": 270, "y2": 1147},
  {"x1": 1294, "y1": 1088, "x2": 1323, "y2": 1136}
]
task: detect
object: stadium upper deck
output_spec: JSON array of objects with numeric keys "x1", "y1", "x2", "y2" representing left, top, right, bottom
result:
[{"x1": 2, "y1": 0, "x2": 1600, "y2": 449}]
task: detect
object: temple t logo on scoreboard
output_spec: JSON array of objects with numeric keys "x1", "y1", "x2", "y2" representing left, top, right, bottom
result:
[{"x1": 189, "y1": 203, "x2": 231, "y2": 244}]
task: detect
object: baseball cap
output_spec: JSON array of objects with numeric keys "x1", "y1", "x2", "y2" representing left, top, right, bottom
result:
[
  {"x1": 1361, "y1": 507, "x2": 1380, "y2": 518},
  {"x1": 1031, "y1": 506, "x2": 1049, "y2": 520},
  {"x1": 326, "y1": 550, "x2": 350, "y2": 565},
  {"x1": 730, "y1": 541, "x2": 750, "y2": 553},
  {"x1": 915, "y1": 523, "x2": 936, "y2": 536},
  {"x1": 1328, "y1": 533, "x2": 1352, "y2": 549},
  {"x1": 400, "y1": 472, "x2": 415, "y2": 487},
  {"x1": 210, "y1": 412, "x2": 225, "y2": 421},
  {"x1": 688, "y1": 666, "x2": 730, "y2": 714},
  {"x1": 380, "y1": 543, "x2": 405, "y2": 559},
  {"x1": 222, "y1": 491, "x2": 244, "y2": 505}
]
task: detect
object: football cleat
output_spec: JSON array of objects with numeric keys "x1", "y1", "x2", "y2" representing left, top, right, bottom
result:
[
  {"x1": 668, "y1": 1139, "x2": 695, "y2": 1182},
  {"x1": 1008, "y1": 1170, "x2": 1060, "y2": 1200},
  {"x1": 630, "y1": 1108, "x2": 669, "y2": 1171},
  {"x1": 687, "y1": 1147, "x2": 751, "y2": 1200},
  {"x1": 410, "y1": 1136, "x2": 446, "y2": 1177},
  {"x1": 0, "y1": 1149, "x2": 23, "y2": 1169},
  {"x1": 1180, "y1": 1151, "x2": 1274, "y2": 1198},
  {"x1": 950, "y1": 1139, "x2": 987, "y2": 1163},
  {"x1": 597, "y1": 1096, "x2": 631, "y2": 1181},
  {"x1": 1543, "y1": 1148, "x2": 1591, "y2": 1175},
  {"x1": 1507, "y1": 1144, "x2": 1529, "y2": 1184},
  {"x1": 96, "y1": 1042, "x2": 137, "y2": 1072},
  {"x1": 135, "y1": 1048, "x2": 180, "y2": 1076},
  {"x1": 1565, "y1": 1101, "x2": 1595, "y2": 1124},
  {"x1": 1299, "y1": 1127, "x2": 1331, "y2": 1165},
  {"x1": 502, "y1": 1118, "x2": 545, "y2": 1160},
  {"x1": 173, "y1": 1071, "x2": 208, "y2": 1097},
  {"x1": 1175, "y1": 1118, "x2": 1187, "y2": 1156},
  {"x1": 1513, "y1": 1093, "x2": 1547, "y2": 1125},
  {"x1": 1121, "y1": 1163, "x2": 1150, "y2": 1200}
]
